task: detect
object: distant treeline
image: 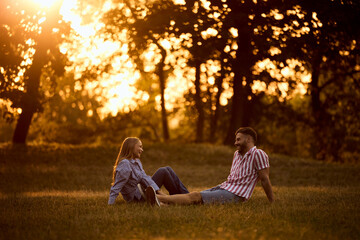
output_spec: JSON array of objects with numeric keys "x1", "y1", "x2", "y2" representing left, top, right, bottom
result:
[{"x1": 1, "y1": 0, "x2": 359, "y2": 162}]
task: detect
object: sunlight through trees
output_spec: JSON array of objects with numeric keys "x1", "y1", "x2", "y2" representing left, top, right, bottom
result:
[{"x1": 1, "y1": 0, "x2": 359, "y2": 161}]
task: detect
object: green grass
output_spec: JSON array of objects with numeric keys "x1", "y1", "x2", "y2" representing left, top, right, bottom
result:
[{"x1": 0, "y1": 143, "x2": 359, "y2": 240}]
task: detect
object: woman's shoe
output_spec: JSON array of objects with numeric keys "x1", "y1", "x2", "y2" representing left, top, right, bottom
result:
[{"x1": 145, "y1": 186, "x2": 160, "y2": 207}]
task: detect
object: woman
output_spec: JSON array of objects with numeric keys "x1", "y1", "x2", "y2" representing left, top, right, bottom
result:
[{"x1": 108, "y1": 137, "x2": 189, "y2": 205}]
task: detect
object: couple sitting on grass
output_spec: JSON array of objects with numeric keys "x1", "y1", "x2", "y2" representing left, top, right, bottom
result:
[{"x1": 108, "y1": 127, "x2": 274, "y2": 206}]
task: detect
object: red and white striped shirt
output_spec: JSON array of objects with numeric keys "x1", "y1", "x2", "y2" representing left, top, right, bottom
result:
[{"x1": 220, "y1": 146, "x2": 269, "y2": 200}]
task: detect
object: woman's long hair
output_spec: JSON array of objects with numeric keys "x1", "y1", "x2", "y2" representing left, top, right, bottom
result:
[{"x1": 111, "y1": 137, "x2": 140, "y2": 185}]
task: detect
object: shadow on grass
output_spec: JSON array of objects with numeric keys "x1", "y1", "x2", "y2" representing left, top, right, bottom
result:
[{"x1": 1, "y1": 143, "x2": 360, "y2": 193}]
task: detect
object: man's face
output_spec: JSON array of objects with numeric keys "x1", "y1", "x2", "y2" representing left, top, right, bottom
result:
[
  {"x1": 234, "y1": 133, "x2": 248, "y2": 152},
  {"x1": 133, "y1": 141, "x2": 143, "y2": 159}
]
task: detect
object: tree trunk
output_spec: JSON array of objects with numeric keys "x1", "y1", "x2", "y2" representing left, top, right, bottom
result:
[
  {"x1": 157, "y1": 46, "x2": 170, "y2": 141},
  {"x1": 194, "y1": 59, "x2": 204, "y2": 142},
  {"x1": 224, "y1": 16, "x2": 253, "y2": 145},
  {"x1": 12, "y1": 108, "x2": 34, "y2": 143},
  {"x1": 12, "y1": 45, "x2": 46, "y2": 144},
  {"x1": 310, "y1": 54, "x2": 333, "y2": 160},
  {"x1": 209, "y1": 56, "x2": 225, "y2": 142}
]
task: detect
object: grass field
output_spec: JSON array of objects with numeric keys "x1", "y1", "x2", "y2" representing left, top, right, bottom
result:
[{"x1": 0, "y1": 142, "x2": 359, "y2": 240}]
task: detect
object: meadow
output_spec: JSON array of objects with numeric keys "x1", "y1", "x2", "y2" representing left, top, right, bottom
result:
[{"x1": 0, "y1": 142, "x2": 359, "y2": 240}]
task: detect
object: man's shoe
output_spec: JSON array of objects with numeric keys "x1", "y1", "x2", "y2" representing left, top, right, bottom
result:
[
  {"x1": 137, "y1": 183, "x2": 146, "y2": 200},
  {"x1": 145, "y1": 186, "x2": 160, "y2": 207}
]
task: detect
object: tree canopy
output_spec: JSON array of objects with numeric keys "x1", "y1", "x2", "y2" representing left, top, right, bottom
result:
[
  {"x1": 1, "y1": 0, "x2": 359, "y2": 162},
  {"x1": 0, "y1": 0, "x2": 70, "y2": 143}
]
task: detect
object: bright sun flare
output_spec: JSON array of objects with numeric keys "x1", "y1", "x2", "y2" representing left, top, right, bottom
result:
[{"x1": 32, "y1": 0, "x2": 58, "y2": 8}]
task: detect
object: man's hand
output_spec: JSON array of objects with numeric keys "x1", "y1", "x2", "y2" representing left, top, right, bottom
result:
[{"x1": 258, "y1": 168, "x2": 274, "y2": 203}]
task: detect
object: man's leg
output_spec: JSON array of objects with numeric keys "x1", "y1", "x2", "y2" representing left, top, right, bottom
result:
[
  {"x1": 152, "y1": 166, "x2": 189, "y2": 195},
  {"x1": 157, "y1": 192, "x2": 202, "y2": 205},
  {"x1": 199, "y1": 186, "x2": 245, "y2": 204}
]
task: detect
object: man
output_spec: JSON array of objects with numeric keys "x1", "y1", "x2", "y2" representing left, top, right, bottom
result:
[{"x1": 145, "y1": 127, "x2": 274, "y2": 206}]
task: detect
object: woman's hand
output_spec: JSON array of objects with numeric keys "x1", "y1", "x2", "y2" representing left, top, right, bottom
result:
[{"x1": 156, "y1": 190, "x2": 166, "y2": 195}]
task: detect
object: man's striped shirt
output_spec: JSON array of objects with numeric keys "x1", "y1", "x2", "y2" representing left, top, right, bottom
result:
[{"x1": 220, "y1": 146, "x2": 269, "y2": 200}]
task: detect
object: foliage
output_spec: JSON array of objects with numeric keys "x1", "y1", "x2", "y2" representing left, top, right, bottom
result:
[
  {"x1": 1, "y1": 0, "x2": 359, "y2": 162},
  {"x1": 253, "y1": 0, "x2": 360, "y2": 161},
  {"x1": 0, "y1": 0, "x2": 69, "y2": 113},
  {"x1": 103, "y1": 0, "x2": 182, "y2": 141},
  {"x1": 28, "y1": 72, "x2": 103, "y2": 144},
  {"x1": 0, "y1": 0, "x2": 70, "y2": 143}
]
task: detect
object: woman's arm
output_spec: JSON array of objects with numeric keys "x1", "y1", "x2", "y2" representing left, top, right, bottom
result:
[
  {"x1": 137, "y1": 160, "x2": 160, "y2": 192},
  {"x1": 108, "y1": 161, "x2": 132, "y2": 204}
]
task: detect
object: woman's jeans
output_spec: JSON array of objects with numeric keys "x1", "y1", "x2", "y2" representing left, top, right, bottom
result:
[{"x1": 151, "y1": 166, "x2": 189, "y2": 195}]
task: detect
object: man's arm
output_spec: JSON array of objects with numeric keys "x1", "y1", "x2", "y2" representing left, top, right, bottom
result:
[{"x1": 258, "y1": 168, "x2": 274, "y2": 203}]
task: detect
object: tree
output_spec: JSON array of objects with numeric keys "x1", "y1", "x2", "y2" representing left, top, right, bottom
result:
[
  {"x1": 170, "y1": 0, "x2": 220, "y2": 142},
  {"x1": 105, "y1": 0, "x2": 233, "y2": 142},
  {"x1": 207, "y1": 0, "x2": 271, "y2": 144},
  {"x1": 0, "y1": 0, "x2": 69, "y2": 144},
  {"x1": 300, "y1": 0, "x2": 360, "y2": 160},
  {"x1": 103, "y1": 0, "x2": 180, "y2": 141},
  {"x1": 253, "y1": 0, "x2": 360, "y2": 160}
]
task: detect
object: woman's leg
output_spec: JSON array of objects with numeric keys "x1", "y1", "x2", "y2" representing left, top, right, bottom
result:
[{"x1": 152, "y1": 166, "x2": 189, "y2": 195}]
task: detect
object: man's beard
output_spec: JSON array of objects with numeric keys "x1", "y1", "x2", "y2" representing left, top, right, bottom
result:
[{"x1": 236, "y1": 143, "x2": 247, "y2": 153}]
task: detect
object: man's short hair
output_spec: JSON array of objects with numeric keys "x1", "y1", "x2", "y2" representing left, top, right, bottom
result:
[{"x1": 235, "y1": 127, "x2": 257, "y2": 143}]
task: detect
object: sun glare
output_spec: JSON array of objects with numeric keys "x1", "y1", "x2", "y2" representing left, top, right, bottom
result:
[
  {"x1": 48, "y1": 0, "x2": 309, "y2": 118},
  {"x1": 32, "y1": 0, "x2": 59, "y2": 8}
]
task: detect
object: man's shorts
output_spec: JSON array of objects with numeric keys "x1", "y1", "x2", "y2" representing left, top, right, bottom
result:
[{"x1": 200, "y1": 185, "x2": 245, "y2": 204}]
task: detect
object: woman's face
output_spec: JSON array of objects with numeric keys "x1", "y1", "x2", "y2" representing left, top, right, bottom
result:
[{"x1": 133, "y1": 140, "x2": 143, "y2": 159}]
